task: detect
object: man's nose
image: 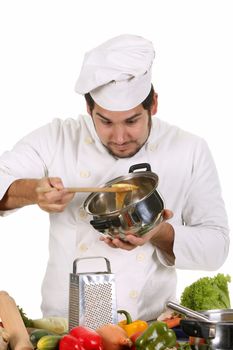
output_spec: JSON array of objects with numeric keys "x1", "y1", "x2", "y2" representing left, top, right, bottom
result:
[{"x1": 112, "y1": 125, "x2": 126, "y2": 143}]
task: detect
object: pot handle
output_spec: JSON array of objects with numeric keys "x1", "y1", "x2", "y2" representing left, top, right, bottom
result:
[
  {"x1": 129, "y1": 163, "x2": 151, "y2": 173},
  {"x1": 166, "y1": 301, "x2": 210, "y2": 322},
  {"x1": 90, "y1": 217, "x2": 121, "y2": 231},
  {"x1": 180, "y1": 319, "x2": 216, "y2": 339}
]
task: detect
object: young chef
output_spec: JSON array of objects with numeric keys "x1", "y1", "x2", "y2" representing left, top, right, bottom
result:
[{"x1": 0, "y1": 34, "x2": 229, "y2": 321}]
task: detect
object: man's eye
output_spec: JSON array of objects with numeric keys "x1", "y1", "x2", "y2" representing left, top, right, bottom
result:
[
  {"x1": 101, "y1": 119, "x2": 112, "y2": 125},
  {"x1": 126, "y1": 119, "x2": 137, "y2": 125}
]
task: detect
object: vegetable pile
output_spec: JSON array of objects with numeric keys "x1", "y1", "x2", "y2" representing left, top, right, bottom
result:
[
  {"x1": 27, "y1": 321, "x2": 189, "y2": 350},
  {"x1": 16, "y1": 309, "x2": 190, "y2": 350},
  {"x1": 180, "y1": 273, "x2": 231, "y2": 310},
  {"x1": 4, "y1": 272, "x2": 231, "y2": 350}
]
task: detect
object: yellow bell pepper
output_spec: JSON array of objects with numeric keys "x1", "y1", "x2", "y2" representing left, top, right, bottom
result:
[{"x1": 117, "y1": 310, "x2": 148, "y2": 337}]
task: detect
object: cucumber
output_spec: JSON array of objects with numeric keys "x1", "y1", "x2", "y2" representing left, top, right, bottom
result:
[
  {"x1": 37, "y1": 335, "x2": 63, "y2": 350},
  {"x1": 30, "y1": 329, "x2": 56, "y2": 348}
]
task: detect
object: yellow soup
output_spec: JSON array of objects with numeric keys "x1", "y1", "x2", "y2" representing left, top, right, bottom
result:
[{"x1": 112, "y1": 183, "x2": 139, "y2": 210}]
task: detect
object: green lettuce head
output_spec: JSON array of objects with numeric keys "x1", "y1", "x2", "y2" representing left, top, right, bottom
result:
[{"x1": 180, "y1": 273, "x2": 231, "y2": 310}]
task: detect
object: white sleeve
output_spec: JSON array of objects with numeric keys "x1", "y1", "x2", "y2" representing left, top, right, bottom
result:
[
  {"x1": 172, "y1": 139, "x2": 229, "y2": 270},
  {"x1": 0, "y1": 120, "x2": 58, "y2": 203}
]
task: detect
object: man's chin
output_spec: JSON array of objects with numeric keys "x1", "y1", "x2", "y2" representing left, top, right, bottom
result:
[{"x1": 107, "y1": 146, "x2": 141, "y2": 158}]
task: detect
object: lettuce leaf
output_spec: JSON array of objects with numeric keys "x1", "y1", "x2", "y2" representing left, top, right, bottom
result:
[{"x1": 180, "y1": 273, "x2": 231, "y2": 310}]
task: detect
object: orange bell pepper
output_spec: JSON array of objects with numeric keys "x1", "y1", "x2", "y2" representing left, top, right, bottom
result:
[{"x1": 117, "y1": 310, "x2": 148, "y2": 337}]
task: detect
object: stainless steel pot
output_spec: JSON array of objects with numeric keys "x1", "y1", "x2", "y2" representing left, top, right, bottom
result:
[
  {"x1": 83, "y1": 163, "x2": 164, "y2": 240},
  {"x1": 167, "y1": 301, "x2": 233, "y2": 350}
]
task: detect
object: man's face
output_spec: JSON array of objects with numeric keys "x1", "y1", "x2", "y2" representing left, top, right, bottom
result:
[{"x1": 90, "y1": 99, "x2": 157, "y2": 158}]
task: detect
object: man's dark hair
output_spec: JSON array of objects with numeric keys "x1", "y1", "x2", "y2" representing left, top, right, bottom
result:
[{"x1": 84, "y1": 84, "x2": 155, "y2": 113}]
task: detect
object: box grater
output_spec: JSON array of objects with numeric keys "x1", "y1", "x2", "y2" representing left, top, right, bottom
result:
[{"x1": 68, "y1": 256, "x2": 118, "y2": 331}]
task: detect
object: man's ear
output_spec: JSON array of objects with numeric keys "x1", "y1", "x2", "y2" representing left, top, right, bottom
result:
[{"x1": 151, "y1": 92, "x2": 158, "y2": 115}]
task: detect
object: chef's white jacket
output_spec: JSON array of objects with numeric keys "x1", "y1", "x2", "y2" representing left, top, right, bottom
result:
[{"x1": 0, "y1": 115, "x2": 229, "y2": 321}]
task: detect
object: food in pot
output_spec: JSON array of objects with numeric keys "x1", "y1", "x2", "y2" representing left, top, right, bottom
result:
[{"x1": 112, "y1": 183, "x2": 139, "y2": 210}]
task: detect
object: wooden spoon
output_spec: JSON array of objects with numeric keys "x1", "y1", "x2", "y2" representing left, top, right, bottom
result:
[{"x1": 36, "y1": 184, "x2": 138, "y2": 194}]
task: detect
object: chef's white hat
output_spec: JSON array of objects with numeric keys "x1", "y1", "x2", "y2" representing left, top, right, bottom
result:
[{"x1": 75, "y1": 34, "x2": 155, "y2": 111}]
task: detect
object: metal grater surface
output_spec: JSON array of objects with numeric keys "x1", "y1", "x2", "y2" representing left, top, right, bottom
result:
[
  {"x1": 82, "y1": 276, "x2": 116, "y2": 329},
  {"x1": 68, "y1": 256, "x2": 117, "y2": 331},
  {"x1": 69, "y1": 275, "x2": 80, "y2": 327}
]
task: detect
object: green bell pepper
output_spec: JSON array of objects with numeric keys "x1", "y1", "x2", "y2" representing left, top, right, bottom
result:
[{"x1": 135, "y1": 320, "x2": 177, "y2": 350}]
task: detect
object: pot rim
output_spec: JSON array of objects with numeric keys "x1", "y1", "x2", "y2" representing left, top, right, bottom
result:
[
  {"x1": 83, "y1": 171, "x2": 160, "y2": 216},
  {"x1": 181, "y1": 318, "x2": 233, "y2": 326},
  {"x1": 181, "y1": 308, "x2": 233, "y2": 325}
]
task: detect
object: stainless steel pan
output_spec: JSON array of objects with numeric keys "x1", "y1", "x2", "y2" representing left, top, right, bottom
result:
[
  {"x1": 83, "y1": 163, "x2": 164, "y2": 240},
  {"x1": 167, "y1": 301, "x2": 233, "y2": 350}
]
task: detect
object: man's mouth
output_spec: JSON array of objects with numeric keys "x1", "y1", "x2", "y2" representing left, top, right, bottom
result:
[
  {"x1": 104, "y1": 140, "x2": 142, "y2": 158},
  {"x1": 113, "y1": 144, "x2": 129, "y2": 151},
  {"x1": 109, "y1": 142, "x2": 134, "y2": 150}
]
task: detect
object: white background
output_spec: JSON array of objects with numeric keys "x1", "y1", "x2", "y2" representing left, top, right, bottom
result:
[{"x1": 0, "y1": 0, "x2": 232, "y2": 319}]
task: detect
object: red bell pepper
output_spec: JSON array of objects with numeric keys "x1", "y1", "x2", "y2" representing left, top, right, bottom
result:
[
  {"x1": 59, "y1": 326, "x2": 103, "y2": 350},
  {"x1": 59, "y1": 334, "x2": 84, "y2": 350}
]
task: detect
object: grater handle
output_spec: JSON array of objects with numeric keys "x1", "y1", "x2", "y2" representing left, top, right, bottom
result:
[{"x1": 73, "y1": 256, "x2": 111, "y2": 274}]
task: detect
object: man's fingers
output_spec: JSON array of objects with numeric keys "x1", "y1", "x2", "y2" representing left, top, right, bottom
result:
[
  {"x1": 99, "y1": 236, "x2": 119, "y2": 248},
  {"x1": 38, "y1": 203, "x2": 67, "y2": 213},
  {"x1": 37, "y1": 177, "x2": 65, "y2": 192},
  {"x1": 110, "y1": 237, "x2": 136, "y2": 251},
  {"x1": 39, "y1": 190, "x2": 74, "y2": 203},
  {"x1": 48, "y1": 177, "x2": 64, "y2": 190},
  {"x1": 123, "y1": 235, "x2": 145, "y2": 246},
  {"x1": 162, "y1": 209, "x2": 173, "y2": 220}
]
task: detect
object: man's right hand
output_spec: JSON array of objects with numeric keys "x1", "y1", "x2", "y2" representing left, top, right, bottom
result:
[{"x1": 36, "y1": 177, "x2": 75, "y2": 213}]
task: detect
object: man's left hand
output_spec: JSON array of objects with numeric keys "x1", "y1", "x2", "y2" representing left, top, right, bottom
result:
[{"x1": 99, "y1": 209, "x2": 174, "y2": 253}]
